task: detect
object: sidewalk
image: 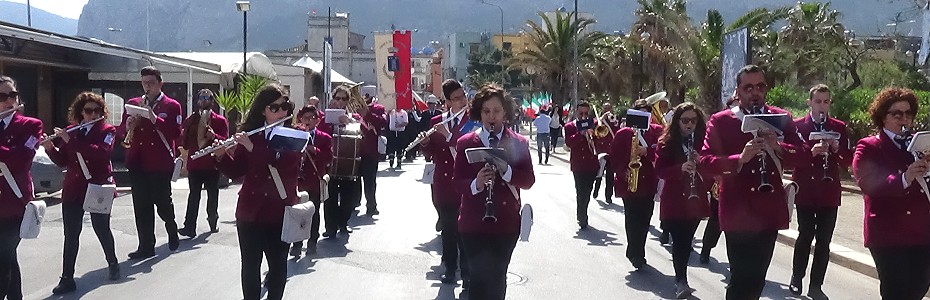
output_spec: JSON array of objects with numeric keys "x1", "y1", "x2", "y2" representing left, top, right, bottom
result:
[{"x1": 515, "y1": 125, "x2": 878, "y2": 279}]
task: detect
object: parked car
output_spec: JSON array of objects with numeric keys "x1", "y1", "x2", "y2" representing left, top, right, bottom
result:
[{"x1": 31, "y1": 146, "x2": 64, "y2": 195}]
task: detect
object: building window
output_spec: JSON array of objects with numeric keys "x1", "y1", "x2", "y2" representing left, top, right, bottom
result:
[
  {"x1": 469, "y1": 43, "x2": 479, "y2": 54},
  {"x1": 503, "y1": 42, "x2": 512, "y2": 51}
]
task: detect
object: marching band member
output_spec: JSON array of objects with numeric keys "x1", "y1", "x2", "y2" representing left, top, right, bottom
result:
[
  {"x1": 43, "y1": 92, "x2": 120, "y2": 294},
  {"x1": 563, "y1": 101, "x2": 610, "y2": 229},
  {"x1": 116, "y1": 66, "x2": 183, "y2": 259},
  {"x1": 852, "y1": 87, "x2": 930, "y2": 300},
  {"x1": 213, "y1": 83, "x2": 298, "y2": 300},
  {"x1": 453, "y1": 83, "x2": 535, "y2": 300},
  {"x1": 655, "y1": 102, "x2": 710, "y2": 298},
  {"x1": 178, "y1": 89, "x2": 228, "y2": 237},
  {"x1": 592, "y1": 102, "x2": 619, "y2": 203},
  {"x1": 290, "y1": 105, "x2": 333, "y2": 258},
  {"x1": 387, "y1": 107, "x2": 409, "y2": 169},
  {"x1": 610, "y1": 99, "x2": 663, "y2": 270},
  {"x1": 420, "y1": 95, "x2": 444, "y2": 162},
  {"x1": 360, "y1": 91, "x2": 387, "y2": 214},
  {"x1": 420, "y1": 79, "x2": 472, "y2": 286},
  {"x1": 698, "y1": 65, "x2": 806, "y2": 299},
  {"x1": 788, "y1": 84, "x2": 851, "y2": 300},
  {"x1": 0, "y1": 76, "x2": 41, "y2": 299}
]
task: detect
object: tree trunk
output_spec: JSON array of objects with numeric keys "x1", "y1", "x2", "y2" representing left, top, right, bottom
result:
[{"x1": 845, "y1": 61, "x2": 861, "y2": 91}]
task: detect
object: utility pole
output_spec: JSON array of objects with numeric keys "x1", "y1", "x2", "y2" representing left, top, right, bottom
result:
[
  {"x1": 26, "y1": 0, "x2": 32, "y2": 27},
  {"x1": 572, "y1": 0, "x2": 579, "y2": 112}
]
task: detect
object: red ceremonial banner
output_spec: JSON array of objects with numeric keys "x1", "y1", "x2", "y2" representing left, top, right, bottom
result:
[{"x1": 393, "y1": 30, "x2": 413, "y2": 110}]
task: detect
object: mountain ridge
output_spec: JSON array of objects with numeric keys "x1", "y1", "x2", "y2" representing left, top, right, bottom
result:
[{"x1": 0, "y1": 1, "x2": 78, "y2": 35}]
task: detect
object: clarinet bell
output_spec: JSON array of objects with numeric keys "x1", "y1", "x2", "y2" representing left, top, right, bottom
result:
[
  {"x1": 483, "y1": 207, "x2": 498, "y2": 223},
  {"x1": 758, "y1": 182, "x2": 774, "y2": 193}
]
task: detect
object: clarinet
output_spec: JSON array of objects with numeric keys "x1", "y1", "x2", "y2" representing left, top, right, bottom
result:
[
  {"x1": 753, "y1": 104, "x2": 774, "y2": 193},
  {"x1": 819, "y1": 112, "x2": 834, "y2": 182},
  {"x1": 482, "y1": 124, "x2": 499, "y2": 223},
  {"x1": 687, "y1": 133, "x2": 700, "y2": 200}
]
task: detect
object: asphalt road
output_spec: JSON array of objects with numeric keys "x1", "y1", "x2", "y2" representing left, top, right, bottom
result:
[{"x1": 19, "y1": 152, "x2": 883, "y2": 299}]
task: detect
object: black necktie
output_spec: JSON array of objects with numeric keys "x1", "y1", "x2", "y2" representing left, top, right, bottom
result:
[
  {"x1": 489, "y1": 133, "x2": 500, "y2": 148},
  {"x1": 0, "y1": 120, "x2": 5, "y2": 134},
  {"x1": 452, "y1": 117, "x2": 459, "y2": 129},
  {"x1": 895, "y1": 135, "x2": 910, "y2": 150}
]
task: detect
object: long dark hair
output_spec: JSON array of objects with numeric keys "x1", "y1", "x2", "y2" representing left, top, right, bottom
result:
[
  {"x1": 239, "y1": 83, "x2": 292, "y2": 132},
  {"x1": 659, "y1": 102, "x2": 707, "y2": 150}
]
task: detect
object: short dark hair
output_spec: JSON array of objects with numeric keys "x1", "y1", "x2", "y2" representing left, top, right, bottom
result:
[
  {"x1": 141, "y1": 66, "x2": 162, "y2": 82},
  {"x1": 469, "y1": 83, "x2": 515, "y2": 123},
  {"x1": 294, "y1": 104, "x2": 318, "y2": 126},
  {"x1": 332, "y1": 85, "x2": 350, "y2": 99},
  {"x1": 577, "y1": 101, "x2": 591, "y2": 109},
  {"x1": 869, "y1": 87, "x2": 918, "y2": 130},
  {"x1": 442, "y1": 79, "x2": 463, "y2": 100},
  {"x1": 808, "y1": 84, "x2": 830, "y2": 99},
  {"x1": 736, "y1": 65, "x2": 764, "y2": 86}
]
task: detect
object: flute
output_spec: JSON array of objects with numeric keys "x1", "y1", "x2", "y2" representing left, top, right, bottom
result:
[
  {"x1": 190, "y1": 117, "x2": 290, "y2": 159},
  {"x1": 0, "y1": 104, "x2": 23, "y2": 119},
  {"x1": 39, "y1": 116, "x2": 105, "y2": 144},
  {"x1": 404, "y1": 106, "x2": 468, "y2": 152}
]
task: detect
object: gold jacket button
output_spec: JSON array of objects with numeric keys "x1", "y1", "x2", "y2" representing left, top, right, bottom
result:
[
  {"x1": 502, "y1": 201, "x2": 507, "y2": 205},
  {"x1": 264, "y1": 193, "x2": 268, "y2": 197},
  {"x1": 750, "y1": 187, "x2": 756, "y2": 192}
]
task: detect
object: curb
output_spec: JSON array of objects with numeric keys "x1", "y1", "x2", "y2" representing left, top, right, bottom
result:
[{"x1": 526, "y1": 137, "x2": 878, "y2": 279}]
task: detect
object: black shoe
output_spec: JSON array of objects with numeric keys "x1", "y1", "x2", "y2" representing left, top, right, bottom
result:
[
  {"x1": 631, "y1": 259, "x2": 647, "y2": 270},
  {"x1": 168, "y1": 234, "x2": 180, "y2": 251},
  {"x1": 178, "y1": 227, "x2": 196, "y2": 238},
  {"x1": 108, "y1": 263, "x2": 120, "y2": 281},
  {"x1": 462, "y1": 279, "x2": 470, "y2": 290},
  {"x1": 210, "y1": 226, "x2": 219, "y2": 233},
  {"x1": 808, "y1": 286, "x2": 829, "y2": 300},
  {"x1": 606, "y1": 198, "x2": 613, "y2": 204},
  {"x1": 440, "y1": 272, "x2": 457, "y2": 284},
  {"x1": 699, "y1": 251, "x2": 710, "y2": 264},
  {"x1": 659, "y1": 231, "x2": 671, "y2": 246},
  {"x1": 368, "y1": 209, "x2": 380, "y2": 216},
  {"x1": 389, "y1": 157, "x2": 395, "y2": 168},
  {"x1": 127, "y1": 249, "x2": 155, "y2": 260},
  {"x1": 306, "y1": 241, "x2": 317, "y2": 256},
  {"x1": 593, "y1": 189, "x2": 599, "y2": 199},
  {"x1": 340, "y1": 226, "x2": 353, "y2": 234},
  {"x1": 579, "y1": 221, "x2": 588, "y2": 230},
  {"x1": 435, "y1": 219, "x2": 442, "y2": 232},
  {"x1": 322, "y1": 230, "x2": 336, "y2": 238},
  {"x1": 290, "y1": 245, "x2": 302, "y2": 258},
  {"x1": 789, "y1": 276, "x2": 803, "y2": 295},
  {"x1": 51, "y1": 277, "x2": 76, "y2": 295}
]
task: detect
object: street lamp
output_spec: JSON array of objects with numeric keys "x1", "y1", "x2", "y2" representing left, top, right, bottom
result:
[{"x1": 236, "y1": 0, "x2": 251, "y2": 74}]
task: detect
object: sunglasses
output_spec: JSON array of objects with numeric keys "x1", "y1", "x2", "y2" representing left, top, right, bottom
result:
[
  {"x1": 198, "y1": 95, "x2": 213, "y2": 101},
  {"x1": 0, "y1": 91, "x2": 19, "y2": 101},
  {"x1": 680, "y1": 117, "x2": 697, "y2": 124},
  {"x1": 888, "y1": 109, "x2": 916, "y2": 119},
  {"x1": 267, "y1": 101, "x2": 293, "y2": 113},
  {"x1": 83, "y1": 107, "x2": 103, "y2": 114},
  {"x1": 333, "y1": 96, "x2": 349, "y2": 101}
]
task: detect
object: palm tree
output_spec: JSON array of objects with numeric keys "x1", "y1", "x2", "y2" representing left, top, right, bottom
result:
[
  {"x1": 509, "y1": 10, "x2": 606, "y2": 109},
  {"x1": 777, "y1": 2, "x2": 846, "y2": 86},
  {"x1": 583, "y1": 35, "x2": 634, "y2": 107}
]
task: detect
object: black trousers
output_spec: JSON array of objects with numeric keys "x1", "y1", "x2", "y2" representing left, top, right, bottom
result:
[
  {"x1": 0, "y1": 221, "x2": 21, "y2": 300},
  {"x1": 791, "y1": 206, "x2": 838, "y2": 287},
  {"x1": 535, "y1": 133, "x2": 550, "y2": 163},
  {"x1": 129, "y1": 170, "x2": 178, "y2": 251},
  {"x1": 61, "y1": 201, "x2": 117, "y2": 279},
  {"x1": 359, "y1": 156, "x2": 379, "y2": 210},
  {"x1": 386, "y1": 131, "x2": 405, "y2": 160},
  {"x1": 662, "y1": 219, "x2": 700, "y2": 282},
  {"x1": 592, "y1": 162, "x2": 614, "y2": 200},
  {"x1": 237, "y1": 220, "x2": 288, "y2": 300},
  {"x1": 573, "y1": 172, "x2": 597, "y2": 225},
  {"x1": 461, "y1": 233, "x2": 519, "y2": 300},
  {"x1": 183, "y1": 169, "x2": 220, "y2": 230},
  {"x1": 292, "y1": 194, "x2": 322, "y2": 250},
  {"x1": 870, "y1": 245, "x2": 930, "y2": 300},
  {"x1": 549, "y1": 128, "x2": 561, "y2": 150},
  {"x1": 701, "y1": 197, "x2": 721, "y2": 254},
  {"x1": 623, "y1": 197, "x2": 654, "y2": 265},
  {"x1": 325, "y1": 179, "x2": 358, "y2": 232},
  {"x1": 725, "y1": 230, "x2": 778, "y2": 300},
  {"x1": 438, "y1": 203, "x2": 468, "y2": 278}
]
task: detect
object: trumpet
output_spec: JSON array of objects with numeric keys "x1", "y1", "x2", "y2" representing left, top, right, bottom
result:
[
  {"x1": 628, "y1": 129, "x2": 643, "y2": 193},
  {"x1": 686, "y1": 133, "x2": 700, "y2": 200},
  {"x1": 122, "y1": 97, "x2": 150, "y2": 148},
  {"x1": 483, "y1": 124, "x2": 499, "y2": 223},
  {"x1": 818, "y1": 112, "x2": 834, "y2": 182},
  {"x1": 0, "y1": 104, "x2": 23, "y2": 119},
  {"x1": 40, "y1": 116, "x2": 105, "y2": 144},
  {"x1": 404, "y1": 105, "x2": 467, "y2": 152},
  {"x1": 190, "y1": 117, "x2": 290, "y2": 160}
]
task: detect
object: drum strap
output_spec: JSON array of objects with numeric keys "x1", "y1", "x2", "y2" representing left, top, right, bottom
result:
[{"x1": 268, "y1": 165, "x2": 287, "y2": 200}]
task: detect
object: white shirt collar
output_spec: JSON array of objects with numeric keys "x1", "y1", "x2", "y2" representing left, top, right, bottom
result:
[
  {"x1": 477, "y1": 126, "x2": 504, "y2": 147},
  {"x1": 0, "y1": 112, "x2": 12, "y2": 129},
  {"x1": 883, "y1": 128, "x2": 906, "y2": 148},
  {"x1": 264, "y1": 121, "x2": 284, "y2": 139}
]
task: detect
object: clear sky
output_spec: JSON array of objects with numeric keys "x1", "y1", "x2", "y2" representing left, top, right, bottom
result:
[{"x1": 4, "y1": 0, "x2": 88, "y2": 20}]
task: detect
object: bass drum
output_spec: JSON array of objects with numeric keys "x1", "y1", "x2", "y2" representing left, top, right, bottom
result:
[{"x1": 329, "y1": 123, "x2": 363, "y2": 181}]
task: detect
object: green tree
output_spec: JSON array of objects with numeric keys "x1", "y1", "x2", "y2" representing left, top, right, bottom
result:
[
  {"x1": 215, "y1": 74, "x2": 269, "y2": 133},
  {"x1": 510, "y1": 10, "x2": 606, "y2": 109}
]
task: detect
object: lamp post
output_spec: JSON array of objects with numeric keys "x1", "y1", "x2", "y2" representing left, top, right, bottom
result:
[
  {"x1": 236, "y1": 1, "x2": 251, "y2": 74},
  {"x1": 479, "y1": 0, "x2": 505, "y2": 82},
  {"x1": 572, "y1": 0, "x2": 578, "y2": 113}
]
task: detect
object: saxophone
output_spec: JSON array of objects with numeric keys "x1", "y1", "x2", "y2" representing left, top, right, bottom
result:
[
  {"x1": 197, "y1": 109, "x2": 212, "y2": 149},
  {"x1": 628, "y1": 129, "x2": 643, "y2": 192}
]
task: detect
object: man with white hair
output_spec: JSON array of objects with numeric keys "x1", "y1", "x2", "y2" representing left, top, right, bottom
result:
[{"x1": 419, "y1": 95, "x2": 443, "y2": 162}]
